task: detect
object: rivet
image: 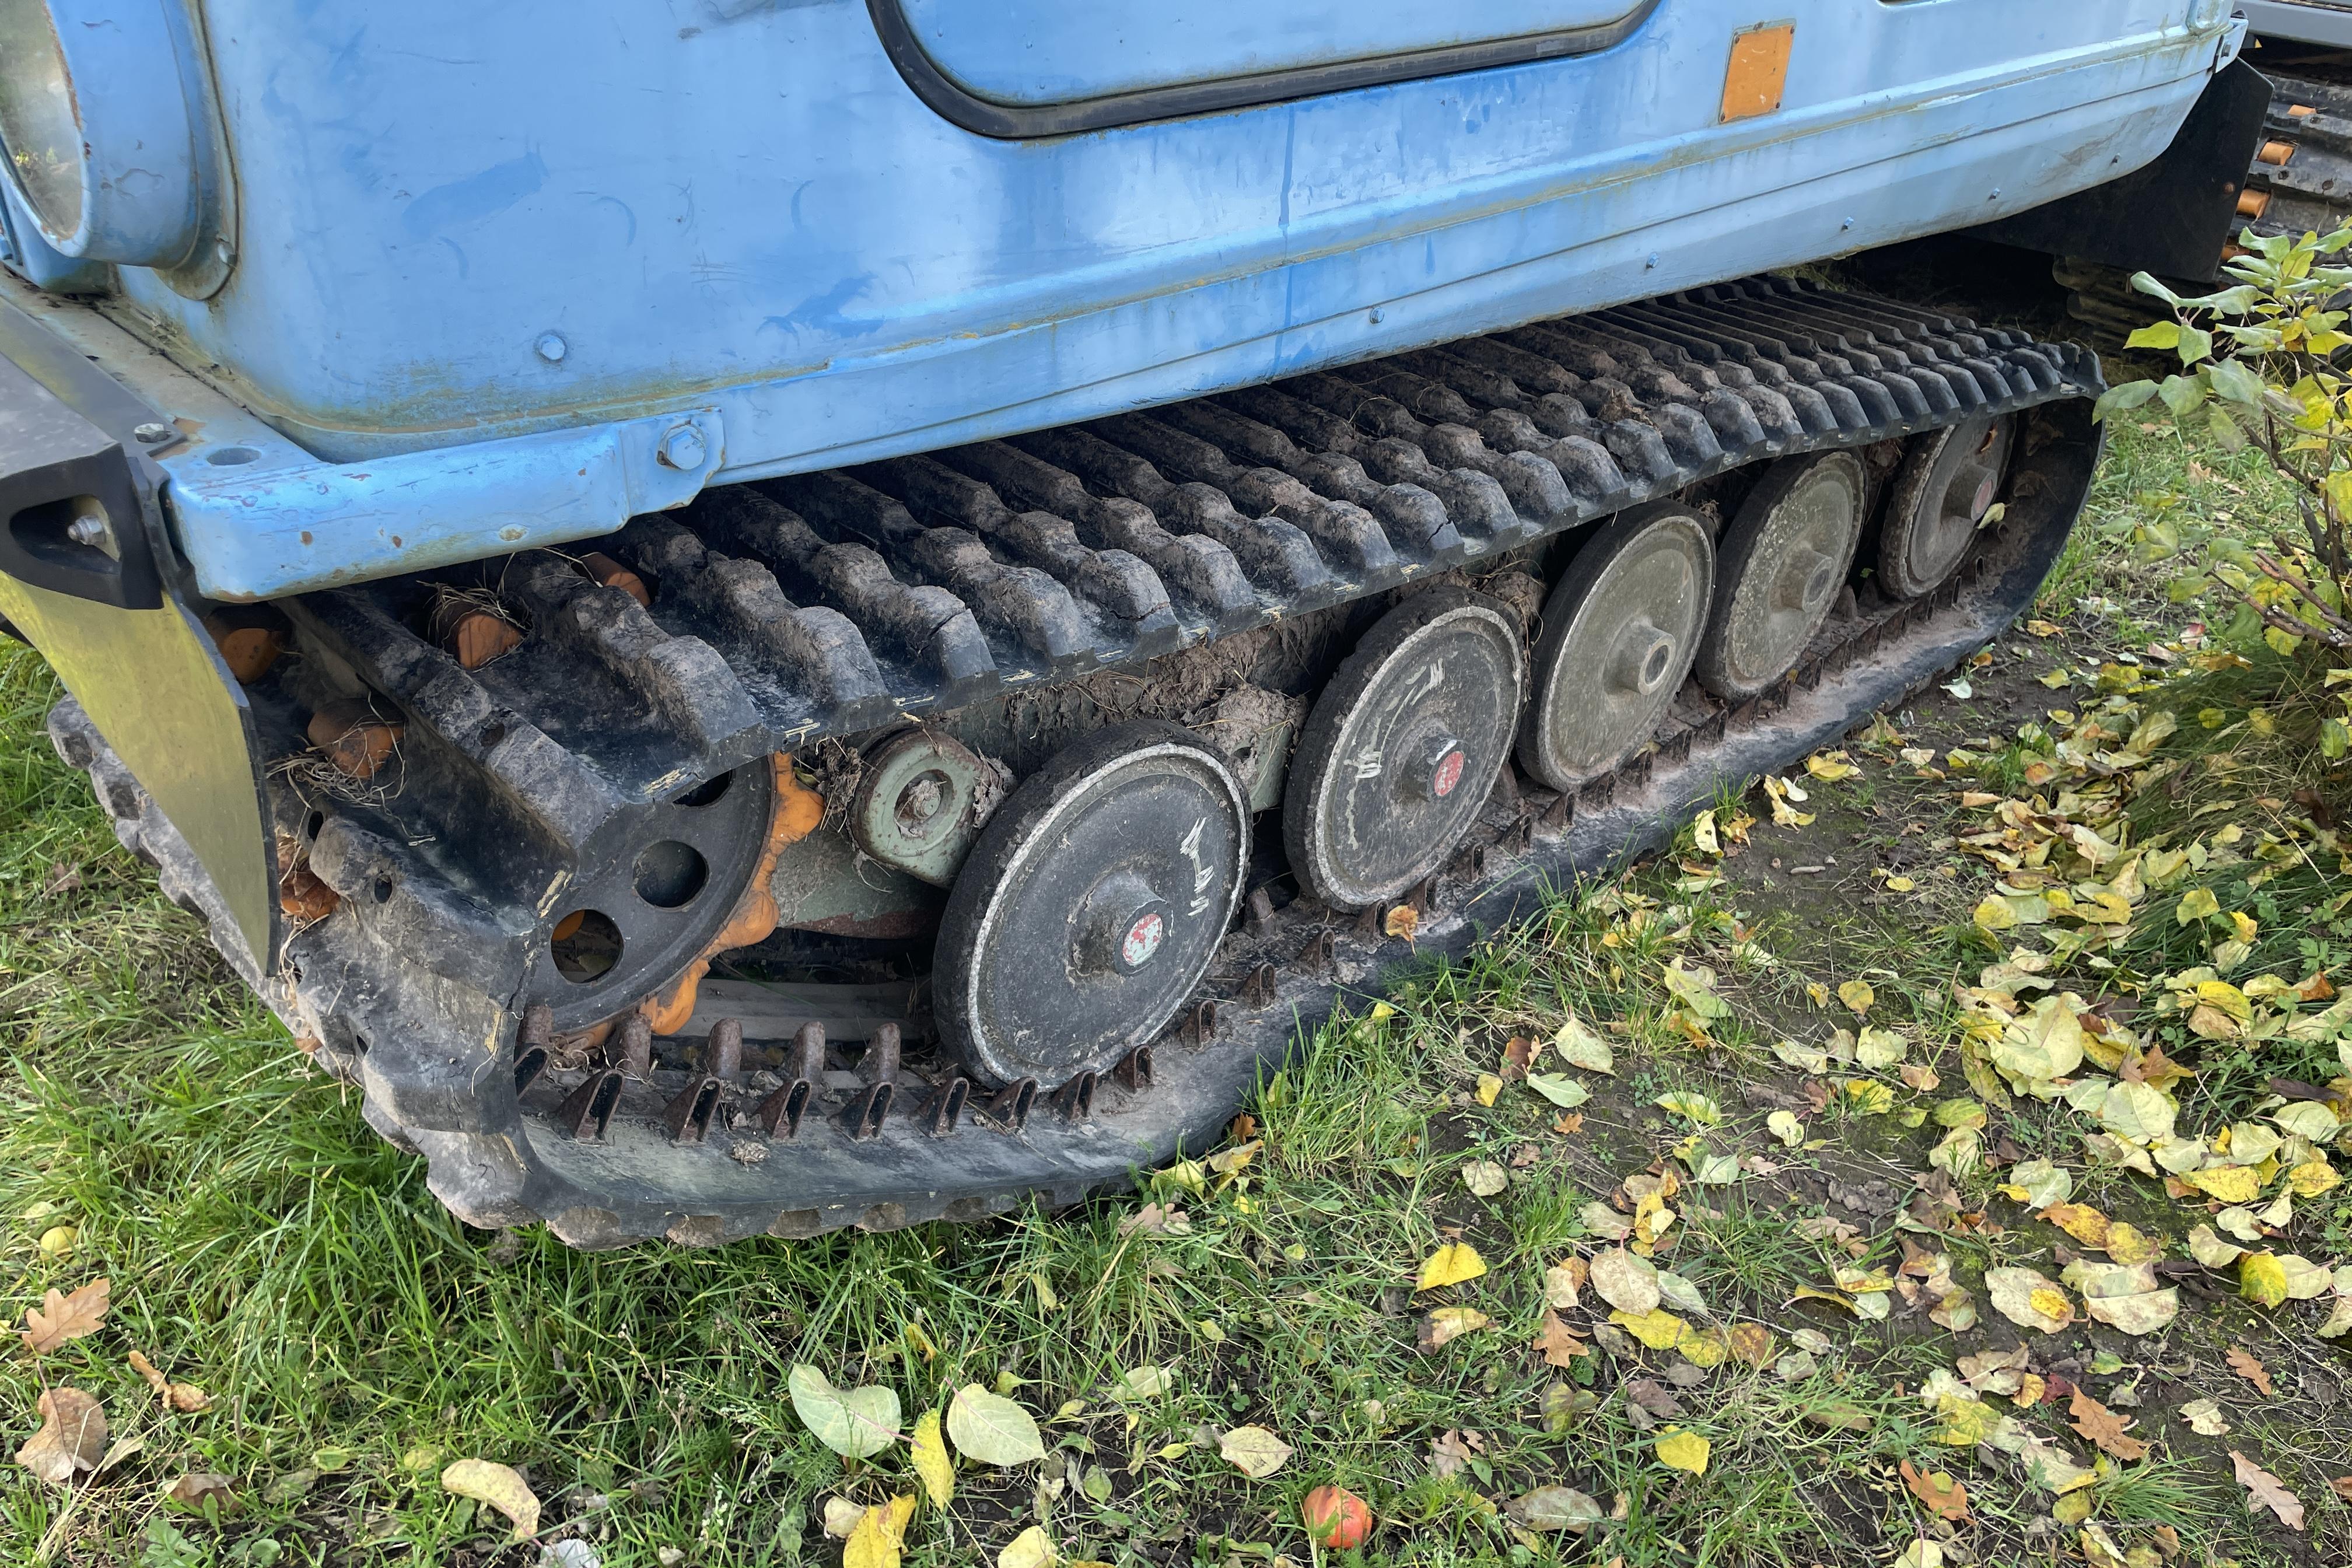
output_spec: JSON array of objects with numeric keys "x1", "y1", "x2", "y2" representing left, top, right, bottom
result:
[
  {"x1": 1988, "y1": 188, "x2": 2002, "y2": 201},
  {"x1": 1840, "y1": 216, "x2": 1854, "y2": 231},
  {"x1": 132, "y1": 421, "x2": 174, "y2": 444},
  {"x1": 1368, "y1": 307, "x2": 1384, "y2": 325},
  {"x1": 658, "y1": 424, "x2": 706, "y2": 470},
  {"x1": 1645, "y1": 253, "x2": 1660, "y2": 270},
  {"x1": 535, "y1": 332, "x2": 569, "y2": 364}
]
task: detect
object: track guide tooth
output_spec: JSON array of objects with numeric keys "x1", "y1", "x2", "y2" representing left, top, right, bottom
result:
[
  {"x1": 1054, "y1": 1072, "x2": 1097, "y2": 1122},
  {"x1": 558, "y1": 1069, "x2": 624, "y2": 1141},
  {"x1": 913, "y1": 1075, "x2": 968, "y2": 1136},
  {"x1": 756, "y1": 1023, "x2": 827, "y2": 1138},
  {"x1": 975, "y1": 1079, "x2": 1037, "y2": 1133},
  {"x1": 665, "y1": 1077, "x2": 723, "y2": 1142}
]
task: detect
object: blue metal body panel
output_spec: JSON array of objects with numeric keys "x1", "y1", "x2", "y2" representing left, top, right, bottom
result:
[
  {"x1": 893, "y1": 0, "x2": 1645, "y2": 105},
  {"x1": 30, "y1": 0, "x2": 2238, "y2": 599}
]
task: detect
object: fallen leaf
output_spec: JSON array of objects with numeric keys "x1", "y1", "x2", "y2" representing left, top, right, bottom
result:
[
  {"x1": 947, "y1": 1385, "x2": 1045, "y2": 1466},
  {"x1": 1500, "y1": 1035, "x2": 1534, "y2": 1080},
  {"x1": 1588, "y1": 1247, "x2": 1661, "y2": 1314},
  {"x1": 1901, "y1": 1460, "x2": 1970, "y2": 1521},
  {"x1": 997, "y1": 1525, "x2": 1056, "y2": 1568},
  {"x1": 163, "y1": 1472, "x2": 235, "y2": 1512},
  {"x1": 1416, "y1": 1242, "x2": 1487, "y2": 1290},
  {"x1": 1985, "y1": 1266, "x2": 2073, "y2": 1332},
  {"x1": 1475, "y1": 1073, "x2": 1503, "y2": 1106},
  {"x1": 1506, "y1": 1485, "x2": 1604, "y2": 1532},
  {"x1": 1217, "y1": 1425, "x2": 1291, "y2": 1479},
  {"x1": 2330, "y1": 1476, "x2": 2352, "y2": 1502},
  {"x1": 1766, "y1": 1110, "x2": 1804, "y2": 1147},
  {"x1": 844, "y1": 1494, "x2": 916, "y2": 1568},
  {"x1": 13, "y1": 1387, "x2": 104, "y2": 1486},
  {"x1": 790, "y1": 1365, "x2": 904, "y2": 1460},
  {"x1": 1543, "y1": 1259, "x2": 1586, "y2": 1309},
  {"x1": 2231, "y1": 1450, "x2": 2304, "y2": 1530},
  {"x1": 2067, "y1": 1390, "x2": 2148, "y2": 1461},
  {"x1": 441, "y1": 1459, "x2": 540, "y2": 1542},
  {"x1": 2180, "y1": 1398, "x2": 2231, "y2": 1436},
  {"x1": 2225, "y1": 1346, "x2": 2273, "y2": 1396},
  {"x1": 127, "y1": 1350, "x2": 211, "y2": 1413},
  {"x1": 1533, "y1": 1310, "x2": 1587, "y2": 1367},
  {"x1": 1727, "y1": 1323, "x2": 1774, "y2": 1367},
  {"x1": 1461, "y1": 1160, "x2": 1507, "y2": 1198},
  {"x1": 1384, "y1": 904, "x2": 1419, "y2": 942},
  {"x1": 1838, "y1": 979, "x2": 1875, "y2": 1015},
  {"x1": 1610, "y1": 1307, "x2": 1689, "y2": 1350},
  {"x1": 21, "y1": 1278, "x2": 110, "y2": 1354},
  {"x1": 822, "y1": 1497, "x2": 867, "y2": 1538},
  {"x1": 911, "y1": 1409, "x2": 953, "y2": 1507},
  {"x1": 2239, "y1": 1252, "x2": 2290, "y2": 1309},
  {"x1": 1525, "y1": 1073, "x2": 1590, "y2": 1108},
  {"x1": 1654, "y1": 1427, "x2": 1710, "y2": 1476},
  {"x1": 1418, "y1": 1306, "x2": 1490, "y2": 1350},
  {"x1": 1552, "y1": 1015, "x2": 1615, "y2": 1073}
]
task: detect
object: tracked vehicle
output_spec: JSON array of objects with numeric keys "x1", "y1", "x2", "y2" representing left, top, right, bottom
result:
[{"x1": 0, "y1": 2, "x2": 2239, "y2": 1245}]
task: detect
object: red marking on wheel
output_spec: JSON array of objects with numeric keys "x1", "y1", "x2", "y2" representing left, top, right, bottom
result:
[
  {"x1": 1432, "y1": 748, "x2": 1465, "y2": 799},
  {"x1": 1971, "y1": 474, "x2": 1998, "y2": 519},
  {"x1": 1122, "y1": 911, "x2": 1165, "y2": 968}
]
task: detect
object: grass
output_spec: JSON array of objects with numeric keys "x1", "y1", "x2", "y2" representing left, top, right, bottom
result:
[{"x1": 1, "y1": 404, "x2": 2351, "y2": 1567}]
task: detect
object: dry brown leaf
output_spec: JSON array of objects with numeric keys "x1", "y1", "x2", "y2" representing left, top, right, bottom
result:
[
  {"x1": 1726, "y1": 1323, "x2": 1774, "y2": 1367},
  {"x1": 2231, "y1": 1450, "x2": 2304, "y2": 1531},
  {"x1": 1900, "y1": 1459, "x2": 1970, "y2": 1522},
  {"x1": 2225, "y1": 1345, "x2": 2274, "y2": 1396},
  {"x1": 1532, "y1": 1310, "x2": 1587, "y2": 1368},
  {"x1": 2329, "y1": 1476, "x2": 2352, "y2": 1502},
  {"x1": 1384, "y1": 905, "x2": 1419, "y2": 943},
  {"x1": 2067, "y1": 1389, "x2": 2148, "y2": 1461},
  {"x1": 164, "y1": 1472, "x2": 236, "y2": 1511},
  {"x1": 14, "y1": 1387, "x2": 104, "y2": 1486},
  {"x1": 22, "y1": 1278, "x2": 110, "y2": 1354},
  {"x1": 1500, "y1": 1036, "x2": 1534, "y2": 1082},
  {"x1": 127, "y1": 1350, "x2": 212, "y2": 1413}
]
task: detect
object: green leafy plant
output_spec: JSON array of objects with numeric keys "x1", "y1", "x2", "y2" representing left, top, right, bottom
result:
[{"x1": 2098, "y1": 226, "x2": 2352, "y2": 752}]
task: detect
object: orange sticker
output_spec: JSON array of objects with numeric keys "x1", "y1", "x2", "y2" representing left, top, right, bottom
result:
[{"x1": 1721, "y1": 23, "x2": 1794, "y2": 123}]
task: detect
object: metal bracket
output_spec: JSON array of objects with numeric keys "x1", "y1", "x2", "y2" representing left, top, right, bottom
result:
[{"x1": 166, "y1": 406, "x2": 727, "y2": 603}]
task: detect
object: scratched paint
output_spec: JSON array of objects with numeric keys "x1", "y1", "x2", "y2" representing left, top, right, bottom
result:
[{"x1": 24, "y1": 0, "x2": 2242, "y2": 599}]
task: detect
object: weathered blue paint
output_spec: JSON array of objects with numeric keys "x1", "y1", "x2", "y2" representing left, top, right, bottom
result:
[{"x1": 8, "y1": 0, "x2": 2245, "y2": 599}]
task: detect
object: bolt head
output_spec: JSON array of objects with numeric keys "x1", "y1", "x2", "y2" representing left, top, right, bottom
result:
[
  {"x1": 659, "y1": 424, "x2": 707, "y2": 470},
  {"x1": 132, "y1": 421, "x2": 174, "y2": 445},
  {"x1": 534, "y1": 332, "x2": 568, "y2": 364},
  {"x1": 65, "y1": 513, "x2": 106, "y2": 547}
]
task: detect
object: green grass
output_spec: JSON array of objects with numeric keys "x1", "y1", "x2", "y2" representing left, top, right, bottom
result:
[{"x1": 0, "y1": 416, "x2": 2348, "y2": 1566}]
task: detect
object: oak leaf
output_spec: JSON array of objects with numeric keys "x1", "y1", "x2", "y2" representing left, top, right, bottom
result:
[
  {"x1": 2231, "y1": 1450, "x2": 2304, "y2": 1530},
  {"x1": 1900, "y1": 1460, "x2": 1969, "y2": 1521},
  {"x1": 2225, "y1": 1345, "x2": 2273, "y2": 1396},
  {"x1": 2067, "y1": 1390, "x2": 2148, "y2": 1461},
  {"x1": 128, "y1": 1350, "x2": 211, "y2": 1413},
  {"x1": 21, "y1": 1278, "x2": 109, "y2": 1354}
]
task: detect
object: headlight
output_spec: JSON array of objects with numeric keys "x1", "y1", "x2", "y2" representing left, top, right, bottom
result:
[
  {"x1": 0, "y1": 1, "x2": 80, "y2": 240},
  {"x1": 0, "y1": 0, "x2": 212, "y2": 270}
]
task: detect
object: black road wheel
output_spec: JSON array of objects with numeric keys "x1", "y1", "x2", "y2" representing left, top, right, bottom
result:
[
  {"x1": 1694, "y1": 450, "x2": 1865, "y2": 701},
  {"x1": 1875, "y1": 414, "x2": 2013, "y2": 600},
  {"x1": 1283, "y1": 587, "x2": 1524, "y2": 912},
  {"x1": 1517, "y1": 503, "x2": 1714, "y2": 793},
  {"x1": 934, "y1": 720, "x2": 1250, "y2": 1088}
]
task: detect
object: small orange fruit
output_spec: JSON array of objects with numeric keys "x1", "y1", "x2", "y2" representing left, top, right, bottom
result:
[{"x1": 1302, "y1": 1483, "x2": 1371, "y2": 1549}]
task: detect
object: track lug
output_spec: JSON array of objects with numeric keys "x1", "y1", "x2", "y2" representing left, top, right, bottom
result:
[
  {"x1": 664, "y1": 1076, "x2": 723, "y2": 1142},
  {"x1": 707, "y1": 1017, "x2": 744, "y2": 1080},
  {"x1": 912, "y1": 1076, "x2": 968, "y2": 1136},
  {"x1": 1300, "y1": 930, "x2": 1336, "y2": 972},
  {"x1": 1176, "y1": 999, "x2": 1218, "y2": 1046},
  {"x1": 616, "y1": 1014, "x2": 654, "y2": 1078},
  {"x1": 756, "y1": 1023, "x2": 828, "y2": 1138},
  {"x1": 1245, "y1": 886, "x2": 1275, "y2": 935},
  {"x1": 514, "y1": 1002, "x2": 553, "y2": 1093},
  {"x1": 1243, "y1": 962, "x2": 1278, "y2": 1009},
  {"x1": 975, "y1": 1078, "x2": 1037, "y2": 1133},
  {"x1": 1115, "y1": 1046, "x2": 1154, "y2": 1091},
  {"x1": 1054, "y1": 1070, "x2": 1097, "y2": 1122},
  {"x1": 556, "y1": 1069, "x2": 623, "y2": 1141},
  {"x1": 843, "y1": 1022, "x2": 901, "y2": 1138}
]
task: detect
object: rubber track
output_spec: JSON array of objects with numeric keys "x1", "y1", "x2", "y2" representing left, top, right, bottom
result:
[
  {"x1": 49, "y1": 276, "x2": 2106, "y2": 1247},
  {"x1": 2245, "y1": 68, "x2": 2352, "y2": 242}
]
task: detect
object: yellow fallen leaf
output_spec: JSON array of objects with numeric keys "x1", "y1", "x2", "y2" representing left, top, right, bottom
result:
[
  {"x1": 2240, "y1": 1252, "x2": 2289, "y2": 1309},
  {"x1": 844, "y1": 1494, "x2": 918, "y2": 1568},
  {"x1": 1676, "y1": 1327, "x2": 1729, "y2": 1368},
  {"x1": 1417, "y1": 1242, "x2": 1488, "y2": 1290},
  {"x1": 1838, "y1": 979, "x2": 1875, "y2": 1016},
  {"x1": 2181, "y1": 1164, "x2": 2263, "y2": 1204},
  {"x1": 1474, "y1": 1074, "x2": 1503, "y2": 1107},
  {"x1": 1654, "y1": 1427, "x2": 1710, "y2": 1476},
  {"x1": 911, "y1": 1409, "x2": 953, "y2": 1508},
  {"x1": 998, "y1": 1525, "x2": 1057, "y2": 1568},
  {"x1": 1609, "y1": 1307, "x2": 1689, "y2": 1350},
  {"x1": 440, "y1": 1460, "x2": 540, "y2": 1542}
]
